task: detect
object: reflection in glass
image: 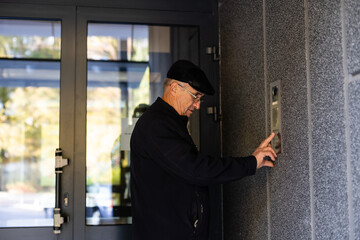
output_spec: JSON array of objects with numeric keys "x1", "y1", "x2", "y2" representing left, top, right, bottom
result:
[
  {"x1": 0, "y1": 19, "x2": 61, "y2": 227},
  {"x1": 0, "y1": 19, "x2": 61, "y2": 59},
  {"x1": 87, "y1": 23, "x2": 149, "y2": 61},
  {"x1": 86, "y1": 23, "x2": 199, "y2": 225},
  {"x1": 86, "y1": 60, "x2": 150, "y2": 225}
]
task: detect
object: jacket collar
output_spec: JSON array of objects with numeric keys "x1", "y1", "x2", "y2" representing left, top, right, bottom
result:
[{"x1": 153, "y1": 97, "x2": 189, "y2": 126}]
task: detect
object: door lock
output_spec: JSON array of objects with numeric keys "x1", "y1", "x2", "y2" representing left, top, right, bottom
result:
[{"x1": 64, "y1": 192, "x2": 69, "y2": 207}]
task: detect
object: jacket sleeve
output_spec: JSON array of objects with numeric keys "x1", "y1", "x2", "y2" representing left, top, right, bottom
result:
[{"x1": 143, "y1": 116, "x2": 257, "y2": 186}]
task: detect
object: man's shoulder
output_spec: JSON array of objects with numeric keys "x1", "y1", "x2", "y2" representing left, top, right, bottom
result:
[{"x1": 133, "y1": 107, "x2": 168, "y2": 131}]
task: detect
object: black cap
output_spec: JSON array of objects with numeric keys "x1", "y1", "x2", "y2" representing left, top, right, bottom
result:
[{"x1": 166, "y1": 60, "x2": 215, "y2": 95}]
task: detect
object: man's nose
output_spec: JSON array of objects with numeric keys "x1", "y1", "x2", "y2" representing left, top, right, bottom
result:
[{"x1": 193, "y1": 101, "x2": 201, "y2": 109}]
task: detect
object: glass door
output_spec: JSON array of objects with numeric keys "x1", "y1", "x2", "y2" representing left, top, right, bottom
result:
[
  {"x1": 0, "y1": 4, "x2": 76, "y2": 240},
  {"x1": 85, "y1": 23, "x2": 200, "y2": 226}
]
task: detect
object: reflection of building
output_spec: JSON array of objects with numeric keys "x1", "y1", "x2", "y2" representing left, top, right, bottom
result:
[
  {"x1": 110, "y1": 136, "x2": 130, "y2": 217},
  {"x1": 0, "y1": 149, "x2": 8, "y2": 191},
  {"x1": 110, "y1": 104, "x2": 149, "y2": 219}
]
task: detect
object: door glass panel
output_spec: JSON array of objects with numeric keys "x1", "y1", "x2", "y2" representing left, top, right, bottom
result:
[
  {"x1": 86, "y1": 22, "x2": 199, "y2": 225},
  {"x1": 0, "y1": 19, "x2": 61, "y2": 227}
]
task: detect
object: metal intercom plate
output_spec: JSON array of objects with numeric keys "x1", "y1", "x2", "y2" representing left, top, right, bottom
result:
[{"x1": 270, "y1": 81, "x2": 282, "y2": 154}]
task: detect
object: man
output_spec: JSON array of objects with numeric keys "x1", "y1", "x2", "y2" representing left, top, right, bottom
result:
[{"x1": 130, "y1": 60, "x2": 276, "y2": 240}]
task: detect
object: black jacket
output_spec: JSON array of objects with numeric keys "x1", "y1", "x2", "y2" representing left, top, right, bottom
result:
[{"x1": 130, "y1": 97, "x2": 257, "y2": 240}]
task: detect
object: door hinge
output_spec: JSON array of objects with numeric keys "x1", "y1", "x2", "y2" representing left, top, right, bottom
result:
[
  {"x1": 207, "y1": 106, "x2": 221, "y2": 122},
  {"x1": 206, "y1": 46, "x2": 220, "y2": 61}
]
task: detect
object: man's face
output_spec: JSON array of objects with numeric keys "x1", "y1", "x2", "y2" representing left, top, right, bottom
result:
[{"x1": 175, "y1": 83, "x2": 203, "y2": 117}]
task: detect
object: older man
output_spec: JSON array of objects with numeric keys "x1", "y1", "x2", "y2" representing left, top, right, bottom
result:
[{"x1": 130, "y1": 60, "x2": 276, "y2": 240}]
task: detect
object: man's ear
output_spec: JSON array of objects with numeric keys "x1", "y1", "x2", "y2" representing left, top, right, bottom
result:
[{"x1": 169, "y1": 82, "x2": 178, "y2": 96}]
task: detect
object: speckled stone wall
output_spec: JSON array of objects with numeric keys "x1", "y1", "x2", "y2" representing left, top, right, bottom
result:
[
  {"x1": 220, "y1": 0, "x2": 267, "y2": 239},
  {"x1": 347, "y1": 1, "x2": 360, "y2": 239},
  {"x1": 349, "y1": 78, "x2": 360, "y2": 240},
  {"x1": 266, "y1": 0, "x2": 311, "y2": 239},
  {"x1": 220, "y1": 0, "x2": 360, "y2": 239},
  {"x1": 308, "y1": 1, "x2": 349, "y2": 239}
]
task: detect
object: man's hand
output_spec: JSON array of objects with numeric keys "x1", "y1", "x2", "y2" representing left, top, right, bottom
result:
[{"x1": 252, "y1": 133, "x2": 277, "y2": 169}]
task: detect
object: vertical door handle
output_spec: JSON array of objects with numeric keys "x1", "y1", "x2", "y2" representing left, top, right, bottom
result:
[{"x1": 53, "y1": 148, "x2": 69, "y2": 234}]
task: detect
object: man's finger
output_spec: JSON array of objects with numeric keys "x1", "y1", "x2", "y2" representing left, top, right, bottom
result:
[
  {"x1": 260, "y1": 132, "x2": 275, "y2": 147},
  {"x1": 264, "y1": 146, "x2": 277, "y2": 158},
  {"x1": 263, "y1": 151, "x2": 276, "y2": 161},
  {"x1": 263, "y1": 160, "x2": 274, "y2": 168}
]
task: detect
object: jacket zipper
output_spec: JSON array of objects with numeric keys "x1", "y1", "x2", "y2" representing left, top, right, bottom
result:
[{"x1": 193, "y1": 191, "x2": 204, "y2": 233}]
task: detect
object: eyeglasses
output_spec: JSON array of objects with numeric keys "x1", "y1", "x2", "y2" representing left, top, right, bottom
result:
[{"x1": 177, "y1": 83, "x2": 203, "y2": 103}]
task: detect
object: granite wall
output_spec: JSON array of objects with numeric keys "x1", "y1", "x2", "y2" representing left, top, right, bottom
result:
[{"x1": 219, "y1": 0, "x2": 360, "y2": 239}]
